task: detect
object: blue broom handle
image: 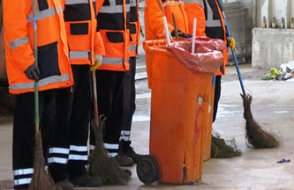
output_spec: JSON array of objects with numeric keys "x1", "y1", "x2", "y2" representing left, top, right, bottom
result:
[{"x1": 218, "y1": 0, "x2": 246, "y2": 96}]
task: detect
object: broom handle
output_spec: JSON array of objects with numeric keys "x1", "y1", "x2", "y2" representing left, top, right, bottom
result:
[
  {"x1": 33, "y1": 0, "x2": 40, "y2": 133},
  {"x1": 91, "y1": 71, "x2": 99, "y2": 119},
  {"x1": 191, "y1": 18, "x2": 197, "y2": 55},
  {"x1": 158, "y1": 0, "x2": 171, "y2": 45},
  {"x1": 172, "y1": 13, "x2": 178, "y2": 39},
  {"x1": 217, "y1": 0, "x2": 246, "y2": 96}
]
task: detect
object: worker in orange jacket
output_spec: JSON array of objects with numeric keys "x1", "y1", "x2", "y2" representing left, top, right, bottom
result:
[
  {"x1": 185, "y1": 0, "x2": 206, "y2": 36},
  {"x1": 144, "y1": 0, "x2": 191, "y2": 40},
  {"x1": 3, "y1": 0, "x2": 74, "y2": 189},
  {"x1": 91, "y1": 0, "x2": 135, "y2": 166},
  {"x1": 203, "y1": 0, "x2": 235, "y2": 121},
  {"x1": 118, "y1": 0, "x2": 142, "y2": 165},
  {"x1": 185, "y1": 0, "x2": 235, "y2": 121},
  {"x1": 63, "y1": 0, "x2": 105, "y2": 187}
]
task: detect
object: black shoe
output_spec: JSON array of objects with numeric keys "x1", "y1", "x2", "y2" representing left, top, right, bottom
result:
[
  {"x1": 70, "y1": 174, "x2": 102, "y2": 187},
  {"x1": 55, "y1": 180, "x2": 74, "y2": 190},
  {"x1": 125, "y1": 146, "x2": 143, "y2": 163},
  {"x1": 115, "y1": 153, "x2": 135, "y2": 167}
]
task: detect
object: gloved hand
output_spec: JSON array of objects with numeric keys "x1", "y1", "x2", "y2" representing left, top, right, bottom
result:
[
  {"x1": 91, "y1": 55, "x2": 103, "y2": 71},
  {"x1": 25, "y1": 63, "x2": 40, "y2": 81},
  {"x1": 171, "y1": 29, "x2": 192, "y2": 38},
  {"x1": 227, "y1": 37, "x2": 236, "y2": 51}
]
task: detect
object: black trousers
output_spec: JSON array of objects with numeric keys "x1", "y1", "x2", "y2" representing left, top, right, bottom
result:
[
  {"x1": 119, "y1": 57, "x2": 136, "y2": 152},
  {"x1": 91, "y1": 58, "x2": 136, "y2": 156},
  {"x1": 13, "y1": 88, "x2": 71, "y2": 189},
  {"x1": 213, "y1": 75, "x2": 222, "y2": 122},
  {"x1": 68, "y1": 65, "x2": 91, "y2": 178},
  {"x1": 93, "y1": 68, "x2": 125, "y2": 156}
]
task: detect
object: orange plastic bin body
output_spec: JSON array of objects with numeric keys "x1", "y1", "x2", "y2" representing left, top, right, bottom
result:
[
  {"x1": 202, "y1": 78, "x2": 215, "y2": 161},
  {"x1": 144, "y1": 40, "x2": 215, "y2": 184}
]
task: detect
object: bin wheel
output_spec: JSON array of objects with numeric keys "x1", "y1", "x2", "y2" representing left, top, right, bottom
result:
[{"x1": 136, "y1": 155, "x2": 159, "y2": 185}]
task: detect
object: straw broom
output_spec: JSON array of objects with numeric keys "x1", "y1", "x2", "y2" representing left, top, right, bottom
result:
[
  {"x1": 217, "y1": 0, "x2": 279, "y2": 148},
  {"x1": 88, "y1": 71, "x2": 130, "y2": 185},
  {"x1": 29, "y1": 0, "x2": 56, "y2": 189}
]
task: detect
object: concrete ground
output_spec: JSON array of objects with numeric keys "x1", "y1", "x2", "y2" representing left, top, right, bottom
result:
[{"x1": 0, "y1": 62, "x2": 294, "y2": 190}]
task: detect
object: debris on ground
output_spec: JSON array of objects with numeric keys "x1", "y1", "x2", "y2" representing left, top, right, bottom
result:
[
  {"x1": 277, "y1": 158, "x2": 291, "y2": 164},
  {"x1": 211, "y1": 133, "x2": 241, "y2": 158},
  {"x1": 262, "y1": 61, "x2": 294, "y2": 81}
]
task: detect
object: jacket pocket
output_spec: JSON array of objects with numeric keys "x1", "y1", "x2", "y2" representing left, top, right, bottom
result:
[
  {"x1": 38, "y1": 42, "x2": 60, "y2": 79},
  {"x1": 106, "y1": 32, "x2": 124, "y2": 43},
  {"x1": 38, "y1": 0, "x2": 49, "y2": 11},
  {"x1": 70, "y1": 23, "x2": 89, "y2": 35}
]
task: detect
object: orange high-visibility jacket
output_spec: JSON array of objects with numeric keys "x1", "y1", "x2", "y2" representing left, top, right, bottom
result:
[
  {"x1": 64, "y1": 0, "x2": 105, "y2": 65},
  {"x1": 204, "y1": 0, "x2": 228, "y2": 75},
  {"x1": 3, "y1": 0, "x2": 73, "y2": 94},
  {"x1": 129, "y1": 0, "x2": 140, "y2": 57},
  {"x1": 96, "y1": 0, "x2": 130, "y2": 71},
  {"x1": 185, "y1": 0, "x2": 206, "y2": 36},
  {"x1": 144, "y1": 0, "x2": 189, "y2": 40}
]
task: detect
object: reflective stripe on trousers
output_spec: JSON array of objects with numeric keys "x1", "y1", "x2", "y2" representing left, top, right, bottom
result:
[
  {"x1": 13, "y1": 168, "x2": 33, "y2": 187},
  {"x1": 68, "y1": 145, "x2": 88, "y2": 161}
]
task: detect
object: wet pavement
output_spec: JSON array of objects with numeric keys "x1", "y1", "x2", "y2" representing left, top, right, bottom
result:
[{"x1": 1, "y1": 59, "x2": 294, "y2": 189}]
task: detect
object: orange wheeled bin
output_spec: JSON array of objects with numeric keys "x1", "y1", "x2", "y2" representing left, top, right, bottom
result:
[
  {"x1": 202, "y1": 77, "x2": 215, "y2": 161},
  {"x1": 137, "y1": 39, "x2": 223, "y2": 185}
]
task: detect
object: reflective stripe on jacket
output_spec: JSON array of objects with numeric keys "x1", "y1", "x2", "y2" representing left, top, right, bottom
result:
[
  {"x1": 204, "y1": 0, "x2": 228, "y2": 75},
  {"x1": 96, "y1": 0, "x2": 130, "y2": 71},
  {"x1": 185, "y1": 0, "x2": 206, "y2": 36},
  {"x1": 64, "y1": 0, "x2": 105, "y2": 65},
  {"x1": 129, "y1": 0, "x2": 140, "y2": 57},
  {"x1": 3, "y1": 0, "x2": 73, "y2": 94},
  {"x1": 144, "y1": 0, "x2": 188, "y2": 40}
]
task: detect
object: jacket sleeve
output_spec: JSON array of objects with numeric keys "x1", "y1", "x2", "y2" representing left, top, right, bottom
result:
[
  {"x1": 145, "y1": 0, "x2": 174, "y2": 38},
  {"x1": 94, "y1": 31, "x2": 105, "y2": 56},
  {"x1": 96, "y1": 0, "x2": 105, "y2": 13},
  {"x1": 185, "y1": 3, "x2": 206, "y2": 37},
  {"x1": 3, "y1": 0, "x2": 35, "y2": 72}
]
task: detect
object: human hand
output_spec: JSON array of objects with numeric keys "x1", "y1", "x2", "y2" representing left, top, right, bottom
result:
[
  {"x1": 25, "y1": 63, "x2": 40, "y2": 81},
  {"x1": 171, "y1": 29, "x2": 192, "y2": 38},
  {"x1": 227, "y1": 37, "x2": 236, "y2": 51},
  {"x1": 91, "y1": 55, "x2": 103, "y2": 71}
]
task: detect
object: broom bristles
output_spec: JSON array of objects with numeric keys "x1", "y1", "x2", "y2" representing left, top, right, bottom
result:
[
  {"x1": 211, "y1": 135, "x2": 241, "y2": 158},
  {"x1": 242, "y1": 94, "x2": 279, "y2": 148},
  {"x1": 89, "y1": 116, "x2": 130, "y2": 185},
  {"x1": 29, "y1": 132, "x2": 56, "y2": 190}
]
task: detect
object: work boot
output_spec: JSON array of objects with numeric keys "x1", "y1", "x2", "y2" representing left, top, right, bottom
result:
[
  {"x1": 115, "y1": 153, "x2": 135, "y2": 167},
  {"x1": 70, "y1": 174, "x2": 102, "y2": 187},
  {"x1": 55, "y1": 179, "x2": 74, "y2": 190},
  {"x1": 118, "y1": 141, "x2": 143, "y2": 165},
  {"x1": 125, "y1": 146, "x2": 143, "y2": 163}
]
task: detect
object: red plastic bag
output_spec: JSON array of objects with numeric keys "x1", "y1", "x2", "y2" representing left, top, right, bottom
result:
[{"x1": 168, "y1": 37, "x2": 226, "y2": 73}]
